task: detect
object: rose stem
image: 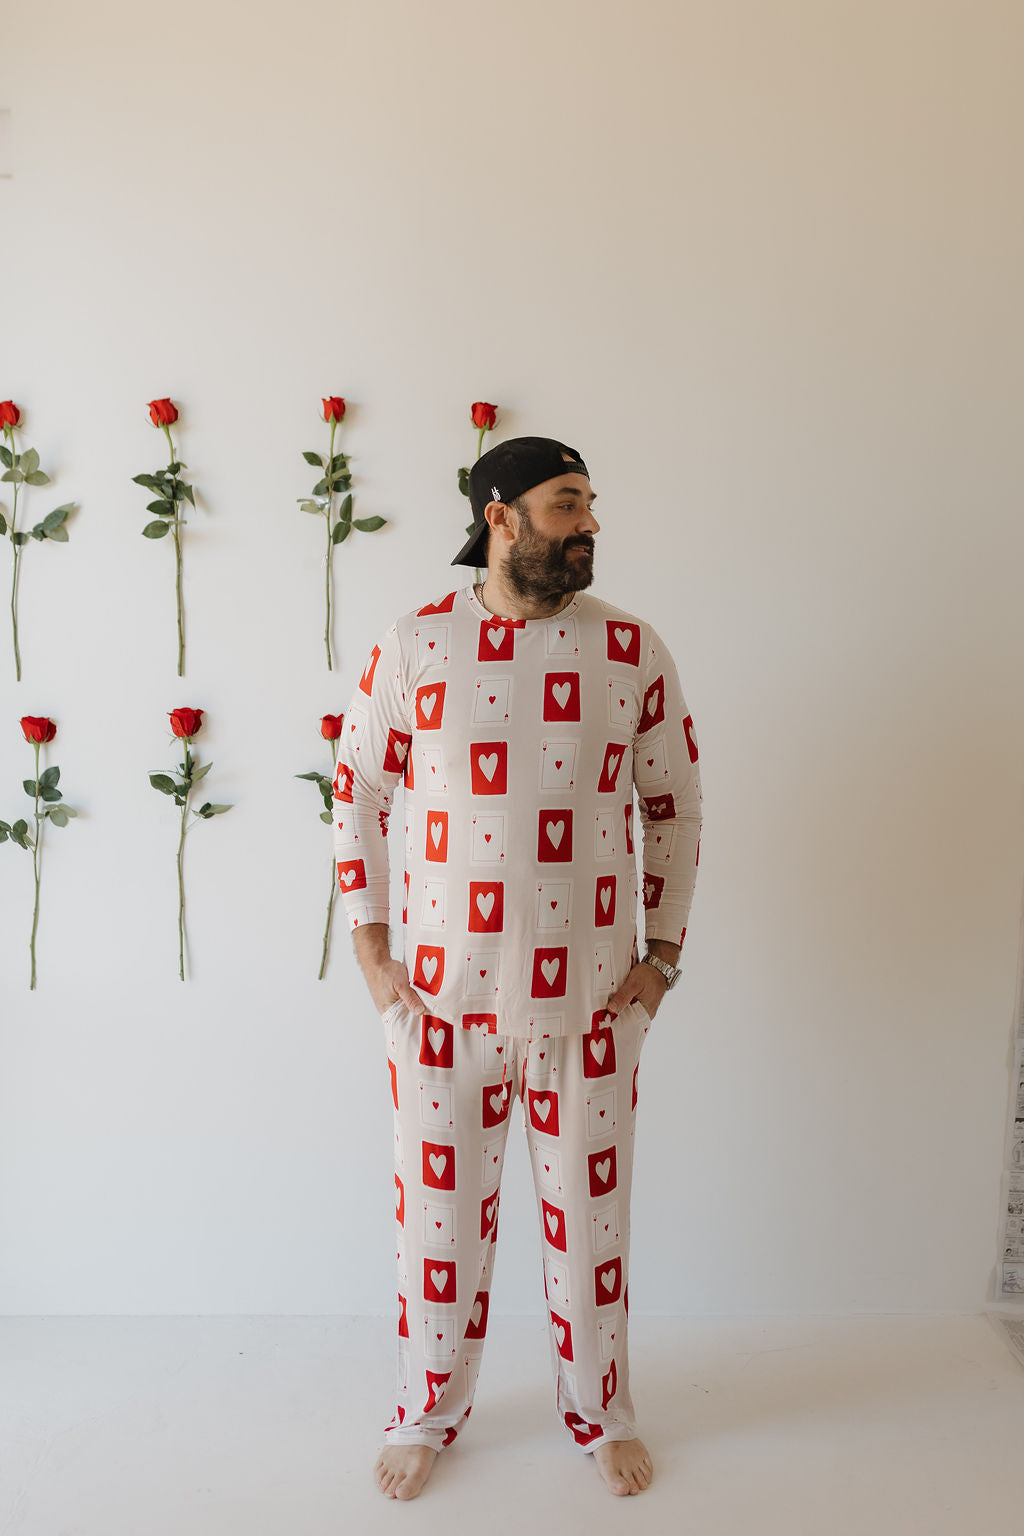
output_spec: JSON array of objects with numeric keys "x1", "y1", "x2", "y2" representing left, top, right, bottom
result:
[
  {"x1": 163, "y1": 424, "x2": 184, "y2": 677},
  {"x1": 177, "y1": 738, "x2": 190, "y2": 981},
  {"x1": 318, "y1": 737, "x2": 339, "y2": 980},
  {"x1": 7, "y1": 429, "x2": 22, "y2": 680},
  {"x1": 29, "y1": 740, "x2": 41, "y2": 989},
  {"x1": 324, "y1": 416, "x2": 336, "y2": 671}
]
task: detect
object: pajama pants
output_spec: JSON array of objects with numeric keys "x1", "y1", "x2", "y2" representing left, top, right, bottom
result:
[{"x1": 379, "y1": 997, "x2": 652, "y2": 1453}]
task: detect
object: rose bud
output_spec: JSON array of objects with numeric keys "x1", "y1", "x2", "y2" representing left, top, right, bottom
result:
[
  {"x1": 470, "y1": 401, "x2": 497, "y2": 430},
  {"x1": 322, "y1": 397, "x2": 346, "y2": 423},
  {"x1": 320, "y1": 713, "x2": 344, "y2": 740},
  {"x1": 20, "y1": 716, "x2": 57, "y2": 744},
  {"x1": 148, "y1": 398, "x2": 179, "y2": 427},
  {"x1": 168, "y1": 707, "x2": 204, "y2": 739},
  {"x1": 0, "y1": 400, "x2": 22, "y2": 429}
]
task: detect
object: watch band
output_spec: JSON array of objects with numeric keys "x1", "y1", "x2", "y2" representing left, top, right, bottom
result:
[{"x1": 641, "y1": 951, "x2": 681, "y2": 989}]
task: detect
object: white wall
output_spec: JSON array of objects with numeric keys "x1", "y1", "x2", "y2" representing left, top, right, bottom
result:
[{"x1": 1, "y1": 0, "x2": 1022, "y2": 1316}]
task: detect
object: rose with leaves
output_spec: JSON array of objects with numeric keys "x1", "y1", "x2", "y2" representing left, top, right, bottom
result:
[
  {"x1": 297, "y1": 397, "x2": 387, "y2": 671},
  {"x1": 296, "y1": 712, "x2": 345, "y2": 979},
  {"x1": 457, "y1": 401, "x2": 498, "y2": 580},
  {"x1": 1, "y1": 715, "x2": 78, "y2": 989},
  {"x1": 0, "y1": 401, "x2": 76, "y2": 681},
  {"x1": 149, "y1": 707, "x2": 231, "y2": 981},
  {"x1": 133, "y1": 399, "x2": 197, "y2": 676}
]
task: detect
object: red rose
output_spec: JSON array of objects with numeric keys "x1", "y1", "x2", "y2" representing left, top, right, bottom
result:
[
  {"x1": 148, "y1": 398, "x2": 179, "y2": 427},
  {"x1": 322, "y1": 397, "x2": 346, "y2": 423},
  {"x1": 320, "y1": 713, "x2": 344, "y2": 740},
  {"x1": 470, "y1": 401, "x2": 497, "y2": 430},
  {"x1": 0, "y1": 400, "x2": 21, "y2": 429},
  {"x1": 20, "y1": 716, "x2": 57, "y2": 743},
  {"x1": 168, "y1": 707, "x2": 203, "y2": 739}
]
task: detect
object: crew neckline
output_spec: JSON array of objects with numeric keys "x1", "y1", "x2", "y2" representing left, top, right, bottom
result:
[{"x1": 464, "y1": 584, "x2": 583, "y2": 627}]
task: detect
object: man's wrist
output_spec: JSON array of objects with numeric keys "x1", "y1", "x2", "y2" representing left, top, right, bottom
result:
[
  {"x1": 644, "y1": 937, "x2": 680, "y2": 967},
  {"x1": 353, "y1": 922, "x2": 392, "y2": 965}
]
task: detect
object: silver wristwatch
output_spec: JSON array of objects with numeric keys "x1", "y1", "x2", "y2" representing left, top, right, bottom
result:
[{"x1": 640, "y1": 952, "x2": 682, "y2": 989}]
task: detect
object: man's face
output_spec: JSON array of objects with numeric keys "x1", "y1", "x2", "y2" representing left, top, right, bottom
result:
[{"x1": 500, "y1": 470, "x2": 600, "y2": 603}]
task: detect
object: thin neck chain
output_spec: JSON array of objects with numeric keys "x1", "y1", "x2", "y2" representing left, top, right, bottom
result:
[{"x1": 475, "y1": 580, "x2": 574, "y2": 616}]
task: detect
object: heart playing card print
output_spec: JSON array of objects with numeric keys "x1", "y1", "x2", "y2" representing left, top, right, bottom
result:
[{"x1": 335, "y1": 588, "x2": 701, "y2": 1046}]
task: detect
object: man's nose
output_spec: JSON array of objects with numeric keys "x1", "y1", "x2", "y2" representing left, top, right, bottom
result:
[{"x1": 578, "y1": 507, "x2": 600, "y2": 537}]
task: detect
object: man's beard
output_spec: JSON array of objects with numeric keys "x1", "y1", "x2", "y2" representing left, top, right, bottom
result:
[{"x1": 502, "y1": 508, "x2": 595, "y2": 606}]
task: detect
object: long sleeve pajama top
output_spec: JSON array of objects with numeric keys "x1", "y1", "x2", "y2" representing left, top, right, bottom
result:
[{"x1": 333, "y1": 583, "x2": 702, "y2": 1039}]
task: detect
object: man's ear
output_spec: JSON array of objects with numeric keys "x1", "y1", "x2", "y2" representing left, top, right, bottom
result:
[{"x1": 485, "y1": 500, "x2": 515, "y2": 545}]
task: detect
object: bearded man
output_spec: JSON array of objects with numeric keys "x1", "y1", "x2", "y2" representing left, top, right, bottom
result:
[{"x1": 333, "y1": 436, "x2": 703, "y2": 1500}]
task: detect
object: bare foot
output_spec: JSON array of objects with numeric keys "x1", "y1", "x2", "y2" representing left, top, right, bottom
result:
[
  {"x1": 373, "y1": 1444, "x2": 438, "y2": 1500},
  {"x1": 592, "y1": 1437, "x2": 654, "y2": 1496}
]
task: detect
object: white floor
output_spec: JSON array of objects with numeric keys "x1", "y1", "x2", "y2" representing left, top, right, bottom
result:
[{"x1": 1, "y1": 1314, "x2": 1022, "y2": 1535}]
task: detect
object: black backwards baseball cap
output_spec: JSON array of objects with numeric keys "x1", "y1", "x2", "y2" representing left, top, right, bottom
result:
[{"x1": 451, "y1": 435, "x2": 590, "y2": 567}]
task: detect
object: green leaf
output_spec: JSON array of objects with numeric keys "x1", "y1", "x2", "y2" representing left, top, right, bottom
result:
[
  {"x1": 30, "y1": 526, "x2": 46, "y2": 541},
  {"x1": 1, "y1": 468, "x2": 24, "y2": 484},
  {"x1": 146, "y1": 499, "x2": 176, "y2": 517},
  {"x1": 295, "y1": 771, "x2": 322, "y2": 782},
  {"x1": 61, "y1": 805, "x2": 78, "y2": 818},
  {"x1": 42, "y1": 507, "x2": 70, "y2": 531},
  {"x1": 457, "y1": 466, "x2": 470, "y2": 496},
  {"x1": 40, "y1": 786, "x2": 62, "y2": 803},
  {"x1": 149, "y1": 772, "x2": 177, "y2": 794},
  {"x1": 353, "y1": 516, "x2": 386, "y2": 532},
  {"x1": 39, "y1": 766, "x2": 60, "y2": 789},
  {"x1": 303, "y1": 451, "x2": 324, "y2": 467},
  {"x1": 46, "y1": 524, "x2": 69, "y2": 542},
  {"x1": 319, "y1": 809, "x2": 333, "y2": 824},
  {"x1": 329, "y1": 470, "x2": 351, "y2": 489},
  {"x1": 25, "y1": 470, "x2": 50, "y2": 486},
  {"x1": 12, "y1": 819, "x2": 33, "y2": 849},
  {"x1": 311, "y1": 477, "x2": 330, "y2": 497},
  {"x1": 206, "y1": 804, "x2": 232, "y2": 815},
  {"x1": 191, "y1": 760, "x2": 212, "y2": 782},
  {"x1": 197, "y1": 801, "x2": 212, "y2": 817},
  {"x1": 132, "y1": 473, "x2": 165, "y2": 490},
  {"x1": 0, "y1": 445, "x2": 11, "y2": 467},
  {"x1": 338, "y1": 493, "x2": 353, "y2": 522},
  {"x1": 23, "y1": 778, "x2": 38, "y2": 797},
  {"x1": 0, "y1": 512, "x2": 6, "y2": 534},
  {"x1": 0, "y1": 826, "x2": 9, "y2": 842},
  {"x1": 13, "y1": 531, "x2": 28, "y2": 546},
  {"x1": 298, "y1": 500, "x2": 325, "y2": 515},
  {"x1": 142, "y1": 520, "x2": 171, "y2": 539},
  {"x1": 329, "y1": 451, "x2": 349, "y2": 469},
  {"x1": 20, "y1": 447, "x2": 39, "y2": 475},
  {"x1": 332, "y1": 521, "x2": 351, "y2": 544},
  {"x1": 179, "y1": 483, "x2": 195, "y2": 507},
  {"x1": 48, "y1": 806, "x2": 68, "y2": 827}
]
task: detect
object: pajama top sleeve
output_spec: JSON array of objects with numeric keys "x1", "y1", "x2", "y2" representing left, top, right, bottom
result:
[
  {"x1": 333, "y1": 619, "x2": 412, "y2": 932},
  {"x1": 632, "y1": 623, "x2": 703, "y2": 950}
]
